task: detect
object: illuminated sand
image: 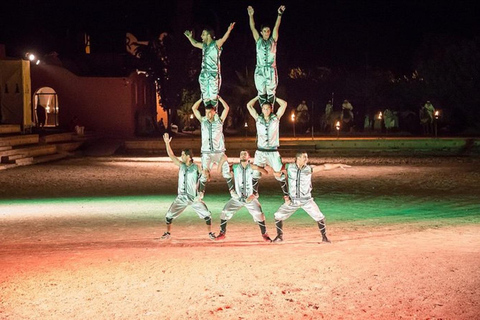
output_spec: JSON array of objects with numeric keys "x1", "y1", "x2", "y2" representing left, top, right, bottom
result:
[{"x1": 1, "y1": 156, "x2": 479, "y2": 319}]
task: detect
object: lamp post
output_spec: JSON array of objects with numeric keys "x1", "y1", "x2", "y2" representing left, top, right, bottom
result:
[
  {"x1": 25, "y1": 52, "x2": 41, "y2": 65},
  {"x1": 434, "y1": 110, "x2": 440, "y2": 138},
  {"x1": 291, "y1": 111, "x2": 296, "y2": 137},
  {"x1": 189, "y1": 114, "x2": 194, "y2": 130}
]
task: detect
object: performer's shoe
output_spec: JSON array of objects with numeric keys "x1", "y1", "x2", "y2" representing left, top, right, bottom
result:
[
  {"x1": 283, "y1": 196, "x2": 291, "y2": 205},
  {"x1": 262, "y1": 233, "x2": 272, "y2": 242},
  {"x1": 272, "y1": 235, "x2": 283, "y2": 243},
  {"x1": 160, "y1": 232, "x2": 171, "y2": 240},
  {"x1": 208, "y1": 232, "x2": 216, "y2": 240},
  {"x1": 215, "y1": 232, "x2": 226, "y2": 241}
]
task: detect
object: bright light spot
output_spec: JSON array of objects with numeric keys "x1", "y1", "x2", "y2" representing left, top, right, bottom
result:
[
  {"x1": 28, "y1": 53, "x2": 35, "y2": 61},
  {"x1": 335, "y1": 121, "x2": 341, "y2": 131},
  {"x1": 190, "y1": 114, "x2": 194, "y2": 119},
  {"x1": 291, "y1": 112, "x2": 295, "y2": 122},
  {"x1": 36, "y1": 59, "x2": 41, "y2": 65},
  {"x1": 378, "y1": 112, "x2": 383, "y2": 120},
  {"x1": 244, "y1": 122, "x2": 248, "y2": 127}
]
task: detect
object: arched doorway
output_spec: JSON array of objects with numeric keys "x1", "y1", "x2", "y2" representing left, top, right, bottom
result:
[{"x1": 33, "y1": 87, "x2": 59, "y2": 127}]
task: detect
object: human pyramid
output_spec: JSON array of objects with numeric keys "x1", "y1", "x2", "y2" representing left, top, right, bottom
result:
[{"x1": 161, "y1": 6, "x2": 350, "y2": 243}]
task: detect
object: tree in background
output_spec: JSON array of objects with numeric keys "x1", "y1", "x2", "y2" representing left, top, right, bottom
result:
[{"x1": 416, "y1": 36, "x2": 480, "y2": 133}]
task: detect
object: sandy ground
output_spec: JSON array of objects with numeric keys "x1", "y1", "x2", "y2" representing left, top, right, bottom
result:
[{"x1": 0, "y1": 155, "x2": 479, "y2": 320}]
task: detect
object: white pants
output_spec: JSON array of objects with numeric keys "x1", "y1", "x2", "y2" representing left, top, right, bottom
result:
[
  {"x1": 165, "y1": 194, "x2": 211, "y2": 220},
  {"x1": 274, "y1": 198, "x2": 325, "y2": 222},
  {"x1": 201, "y1": 152, "x2": 232, "y2": 181},
  {"x1": 253, "y1": 150, "x2": 283, "y2": 179},
  {"x1": 220, "y1": 198, "x2": 265, "y2": 222},
  {"x1": 254, "y1": 66, "x2": 278, "y2": 97},
  {"x1": 199, "y1": 71, "x2": 221, "y2": 104}
]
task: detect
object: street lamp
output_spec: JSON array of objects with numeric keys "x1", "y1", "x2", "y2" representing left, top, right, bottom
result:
[
  {"x1": 24, "y1": 52, "x2": 41, "y2": 65},
  {"x1": 434, "y1": 110, "x2": 440, "y2": 138},
  {"x1": 291, "y1": 111, "x2": 296, "y2": 137}
]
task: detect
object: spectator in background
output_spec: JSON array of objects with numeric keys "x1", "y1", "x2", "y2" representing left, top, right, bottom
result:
[
  {"x1": 36, "y1": 104, "x2": 46, "y2": 129},
  {"x1": 296, "y1": 100, "x2": 309, "y2": 133}
]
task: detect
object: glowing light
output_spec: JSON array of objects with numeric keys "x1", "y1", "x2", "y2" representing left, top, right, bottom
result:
[
  {"x1": 190, "y1": 114, "x2": 194, "y2": 119},
  {"x1": 434, "y1": 110, "x2": 440, "y2": 119},
  {"x1": 291, "y1": 112, "x2": 295, "y2": 122},
  {"x1": 27, "y1": 53, "x2": 35, "y2": 61},
  {"x1": 36, "y1": 60, "x2": 41, "y2": 65},
  {"x1": 378, "y1": 112, "x2": 383, "y2": 120},
  {"x1": 244, "y1": 122, "x2": 248, "y2": 127},
  {"x1": 335, "y1": 121, "x2": 341, "y2": 131}
]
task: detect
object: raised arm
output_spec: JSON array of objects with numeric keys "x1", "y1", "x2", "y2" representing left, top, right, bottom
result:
[
  {"x1": 216, "y1": 22, "x2": 236, "y2": 48},
  {"x1": 312, "y1": 163, "x2": 351, "y2": 173},
  {"x1": 218, "y1": 96, "x2": 230, "y2": 122},
  {"x1": 272, "y1": 5, "x2": 285, "y2": 41},
  {"x1": 191, "y1": 98, "x2": 203, "y2": 121},
  {"x1": 275, "y1": 97, "x2": 288, "y2": 119},
  {"x1": 184, "y1": 30, "x2": 203, "y2": 49},
  {"x1": 247, "y1": 6, "x2": 260, "y2": 41},
  {"x1": 246, "y1": 96, "x2": 260, "y2": 121},
  {"x1": 163, "y1": 133, "x2": 182, "y2": 167}
]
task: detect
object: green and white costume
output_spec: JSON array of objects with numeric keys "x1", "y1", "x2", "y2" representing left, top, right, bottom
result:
[
  {"x1": 274, "y1": 163, "x2": 325, "y2": 222},
  {"x1": 220, "y1": 162, "x2": 265, "y2": 222},
  {"x1": 253, "y1": 114, "x2": 283, "y2": 176},
  {"x1": 199, "y1": 114, "x2": 233, "y2": 192},
  {"x1": 199, "y1": 41, "x2": 222, "y2": 105},
  {"x1": 254, "y1": 37, "x2": 278, "y2": 103},
  {"x1": 165, "y1": 162, "x2": 211, "y2": 221}
]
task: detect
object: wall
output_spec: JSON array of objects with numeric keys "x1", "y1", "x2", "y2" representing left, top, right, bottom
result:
[{"x1": 30, "y1": 64, "x2": 155, "y2": 137}]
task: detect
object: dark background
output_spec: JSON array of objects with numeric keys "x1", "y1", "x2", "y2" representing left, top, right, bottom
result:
[{"x1": 1, "y1": 0, "x2": 479, "y2": 133}]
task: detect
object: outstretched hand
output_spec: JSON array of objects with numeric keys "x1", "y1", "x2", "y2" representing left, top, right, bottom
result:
[
  {"x1": 163, "y1": 133, "x2": 171, "y2": 144},
  {"x1": 228, "y1": 22, "x2": 236, "y2": 31},
  {"x1": 184, "y1": 30, "x2": 192, "y2": 38},
  {"x1": 278, "y1": 5, "x2": 286, "y2": 15},
  {"x1": 247, "y1": 6, "x2": 254, "y2": 16}
]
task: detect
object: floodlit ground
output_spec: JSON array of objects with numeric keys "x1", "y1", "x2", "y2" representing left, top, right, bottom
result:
[{"x1": 1, "y1": 155, "x2": 479, "y2": 319}]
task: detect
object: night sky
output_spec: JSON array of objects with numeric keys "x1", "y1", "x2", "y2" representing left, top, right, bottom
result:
[{"x1": 1, "y1": 0, "x2": 479, "y2": 74}]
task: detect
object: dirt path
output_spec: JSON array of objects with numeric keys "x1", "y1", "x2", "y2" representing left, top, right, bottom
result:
[{"x1": 1, "y1": 156, "x2": 479, "y2": 319}]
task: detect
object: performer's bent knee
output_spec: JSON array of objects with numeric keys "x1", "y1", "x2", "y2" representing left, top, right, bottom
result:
[
  {"x1": 220, "y1": 212, "x2": 233, "y2": 221},
  {"x1": 165, "y1": 217, "x2": 173, "y2": 225}
]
